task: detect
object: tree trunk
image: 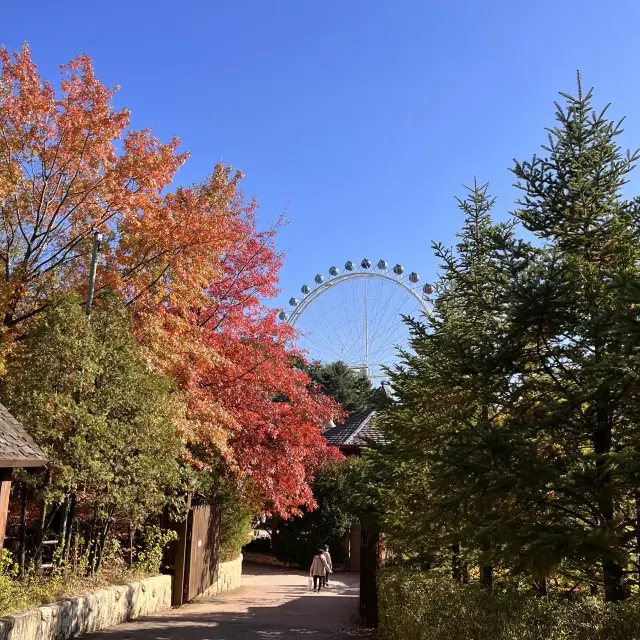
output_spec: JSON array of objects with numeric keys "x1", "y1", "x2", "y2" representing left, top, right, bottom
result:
[
  {"x1": 63, "y1": 494, "x2": 76, "y2": 566},
  {"x1": 86, "y1": 511, "x2": 98, "y2": 576},
  {"x1": 459, "y1": 540, "x2": 469, "y2": 583},
  {"x1": 635, "y1": 493, "x2": 640, "y2": 585},
  {"x1": 594, "y1": 406, "x2": 626, "y2": 602},
  {"x1": 452, "y1": 543, "x2": 462, "y2": 582},
  {"x1": 360, "y1": 525, "x2": 379, "y2": 628},
  {"x1": 57, "y1": 496, "x2": 70, "y2": 567},
  {"x1": 128, "y1": 523, "x2": 134, "y2": 567},
  {"x1": 480, "y1": 542, "x2": 493, "y2": 590},
  {"x1": 73, "y1": 521, "x2": 80, "y2": 571},
  {"x1": 18, "y1": 482, "x2": 27, "y2": 577},
  {"x1": 35, "y1": 500, "x2": 48, "y2": 570},
  {"x1": 481, "y1": 564, "x2": 493, "y2": 589},
  {"x1": 34, "y1": 472, "x2": 59, "y2": 570},
  {"x1": 94, "y1": 518, "x2": 111, "y2": 573},
  {"x1": 534, "y1": 577, "x2": 548, "y2": 596}
]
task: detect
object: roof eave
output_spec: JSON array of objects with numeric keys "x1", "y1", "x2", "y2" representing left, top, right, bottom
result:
[{"x1": 0, "y1": 458, "x2": 47, "y2": 469}]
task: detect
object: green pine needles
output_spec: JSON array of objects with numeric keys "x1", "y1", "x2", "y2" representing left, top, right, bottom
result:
[{"x1": 374, "y1": 75, "x2": 640, "y2": 604}]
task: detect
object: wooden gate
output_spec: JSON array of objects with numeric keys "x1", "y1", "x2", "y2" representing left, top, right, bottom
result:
[
  {"x1": 164, "y1": 499, "x2": 221, "y2": 606},
  {"x1": 183, "y1": 504, "x2": 220, "y2": 603}
]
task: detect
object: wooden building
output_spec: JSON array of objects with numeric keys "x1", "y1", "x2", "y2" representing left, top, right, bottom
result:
[
  {"x1": 322, "y1": 409, "x2": 383, "y2": 457},
  {"x1": 0, "y1": 403, "x2": 46, "y2": 549}
]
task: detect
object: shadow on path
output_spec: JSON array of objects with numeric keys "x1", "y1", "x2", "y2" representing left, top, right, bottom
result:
[{"x1": 90, "y1": 563, "x2": 367, "y2": 640}]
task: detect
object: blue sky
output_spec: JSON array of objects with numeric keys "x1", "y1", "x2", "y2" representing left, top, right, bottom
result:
[{"x1": 3, "y1": 0, "x2": 640, "y2": 313}]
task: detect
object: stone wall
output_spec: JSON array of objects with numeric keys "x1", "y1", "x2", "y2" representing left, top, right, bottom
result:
[
  {"x1": 0, "y1": 574, "x2": 171, "y2": 640},
  {"x1": 197, "y1": 554, "x2": 243, "y2": 599}
]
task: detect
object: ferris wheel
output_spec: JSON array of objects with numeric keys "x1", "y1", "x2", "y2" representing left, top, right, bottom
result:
[{"x1": 279, "y1": 258, "x2": 432, "y2": 379}]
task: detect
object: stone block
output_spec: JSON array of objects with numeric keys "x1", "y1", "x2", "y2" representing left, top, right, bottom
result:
[
  {"x1": 0, "y1": 575, "x2": 171, "y2": 640},
  {"x1": 196, "y1": 554, "x2": 243, "y2": 600}
]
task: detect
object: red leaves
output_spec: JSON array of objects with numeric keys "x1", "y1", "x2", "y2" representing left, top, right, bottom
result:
[
  {"x1": 0, "y1": 45, "x2": 341, "y2": 518},
  {"x1": 163, "y1": 205, "x2": 343, "y2": 517}
]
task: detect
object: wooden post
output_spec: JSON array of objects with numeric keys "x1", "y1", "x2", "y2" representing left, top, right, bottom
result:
[
  {"x1": 360, "y1": 524, "x2": 380, "y2": 628},
  {"x1": 172, "y1": 494, "x2": 192, "y2": 607},
  {"x1": 0, "y1": 468, "x2": 12, "y2": 550}
]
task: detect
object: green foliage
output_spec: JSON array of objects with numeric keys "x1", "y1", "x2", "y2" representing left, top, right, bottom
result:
[
  {"x1": 0, "y1": 293, "x2": 183, "y2": 571},
  {"x1": 306, "y1": 361, "x2": 373, "y2": 416},
  {"x1": 272, "y1": 461, "x2": 353, "y2": 568},
  {"x1": 216, "y1": 484, "x2": 254, "y2": 562},
  {"x1": 374, "y1": 180, "x2": 517, "y2": 571},
  {"x1": 0, "y1": 551, "x2": 23, "y2": 614},
  {"x1": 374, "y1": 78, "x2": 640, "y2": 601},
  {"x1": 0, "y1": 544, "x2": 167, "y2": 617},
  {"x1": 134, "y1": 526, "x2": 178, "y2": 575},
  {"x1": 379, "y1": 568, "x2": 640, "y2": 640}
]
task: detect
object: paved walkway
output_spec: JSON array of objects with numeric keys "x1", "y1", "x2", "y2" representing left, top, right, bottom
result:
[{"x1": 91, "y1": 563, "x2": 366, "y2": 639}]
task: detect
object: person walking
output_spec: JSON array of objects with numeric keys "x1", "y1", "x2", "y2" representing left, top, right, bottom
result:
[
  {"x1": 310, "y1": 548, "x2": 331, "y2": 592},
  {"x1": 322, "y1": 545, "x2": 333, "y2": 587}
]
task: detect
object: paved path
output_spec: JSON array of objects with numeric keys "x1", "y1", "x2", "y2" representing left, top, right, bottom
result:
[{"x1": 91, "y1": 563, "x2": 366, "y2": 639}]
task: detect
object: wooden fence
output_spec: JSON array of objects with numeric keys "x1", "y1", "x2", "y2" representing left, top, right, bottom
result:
[{"x1": 164, "y1": 499, "x2": 220, "y2": 606}]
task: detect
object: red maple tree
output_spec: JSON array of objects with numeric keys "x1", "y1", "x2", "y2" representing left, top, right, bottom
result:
[{"x1": 0, "y1": 45, "x2": 342, "y2": 517}]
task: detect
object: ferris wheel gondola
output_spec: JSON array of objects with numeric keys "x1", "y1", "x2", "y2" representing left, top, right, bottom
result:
[{"x1": 279, "y1": 258, "x2": 432, "y2": 379}]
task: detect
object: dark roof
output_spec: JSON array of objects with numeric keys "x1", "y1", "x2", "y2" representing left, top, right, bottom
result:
[
  {"x1": 323, "y1": 409, "x2": 384, "y2": 449},
  {"x1": 0, "y1": 404, "x2": 46, "y2": 468}
]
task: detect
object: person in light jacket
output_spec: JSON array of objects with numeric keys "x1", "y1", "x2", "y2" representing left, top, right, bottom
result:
[
  {"x1": 310, "y1": 548, "x2": 331, "y2": 592},
  {"x1": 322, "y1": 545, "x2": 333, "y2": 587}
]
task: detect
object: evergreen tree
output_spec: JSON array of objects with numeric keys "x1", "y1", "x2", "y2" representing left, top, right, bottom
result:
[
  {"x1": 306, "y1": 360, "x2": 373, "y2": 416},
  {"x1": 376, "y1": 182, "x2": 521, "y2": 581},
  {"x1": 505, "y1": 76, "x2": 640, "y2": 601},
  {"x1": 357, "y1": 78, "x2": 640, "y2": 605}
]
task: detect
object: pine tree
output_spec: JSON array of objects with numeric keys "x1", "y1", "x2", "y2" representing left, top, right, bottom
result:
[
  {"x1": 377, "y1": 182, "x2": 520, "y2": 580},
  {"x1": 306, "y1": 360, "x2": 373, "y2": 416},
  {"x1": 507, "y1": 75, "x2": 640, "y2": 601}
]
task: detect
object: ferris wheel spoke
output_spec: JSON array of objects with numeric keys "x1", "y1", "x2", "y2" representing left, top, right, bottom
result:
[
  {"x1": 306, "y1": 315, "x2": 352, "y2": 359},
  {"x1": 298, "y1": 305, "x2": 351, "y2": 354},
  {"x1": 350, "y1": 281, "x2": 366, "y2": 362},
  {"x1": 299, "y1": 331, "x2": 336, "y2": 359},
  {"x1": 368, "y1": 303, "x2": 417, "y2": 356},
  {"x1": 369, "y1": 277, "x2": 404, "y2": 334},
  {"x1": 305, "y1": 303, "x2": 363, "y2": 364},
  {"x1": 367, "y1": 277, "x2": 385, "y2": 342},
  {"x1": 367, "y1": 284, "x2": 405, "y2": 348},
  {"x1": 335, "y1": 281, "x2": 361, "y2": 361},
  {"x1": 371, "y1": 286, "x2": 422, "y2": 344},
  {"x1": 368, "y1": 291, "x2": 399, "y2": 345},
  {"x1": 305, "y1": 331, "x2": 352, "y2": 364},
  {"x1": 285, "y1": 264, "x2": 430, "y2": 378},
  {"x1": 338, "y1": 276, "x2": 358, "y2": 354},
  {"x1": 369, "y1": 340, "x2": 402, "y2": 362}
]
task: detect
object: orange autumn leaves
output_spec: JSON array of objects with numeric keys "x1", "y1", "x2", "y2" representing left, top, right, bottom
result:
[{"x1": 0, "y1": 44, "x2": 341, "y2": 516}]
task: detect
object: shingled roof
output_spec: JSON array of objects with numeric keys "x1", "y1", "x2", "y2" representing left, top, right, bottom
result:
[
  {"x1": 323, "y1": 409, "x2": 384, "y2": 452},
  {"x1": 0, "y1": 404, "x2": 46, "y2": 468}
]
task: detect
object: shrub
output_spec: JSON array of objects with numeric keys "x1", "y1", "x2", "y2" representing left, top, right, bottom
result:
[
  {"x1": 134, "y1": 526, "x2": 178, "y2": 575},
  {"x1": 378, "y1": 568, "x2": 640, "y2": 640},
  {"x1": 0, "y1": 530, "x2": 178, "y2": 618},
  {"x1": 217, "y1": 489, "x2": 253, "y2": 563},
  {"x1": 243, "y1": 536, "x2": 272, "y2": 554}
]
